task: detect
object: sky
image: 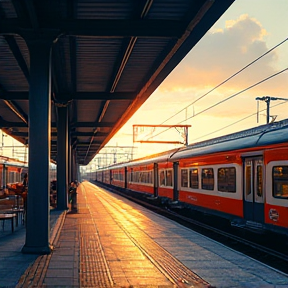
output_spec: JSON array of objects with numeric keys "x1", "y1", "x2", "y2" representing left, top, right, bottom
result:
[
  {"x1": 97, "y1": 0, "x2": 288, "y2": 165},
  {"x1": 1, "y1": 0, "x2": 288, "y2": 167}
]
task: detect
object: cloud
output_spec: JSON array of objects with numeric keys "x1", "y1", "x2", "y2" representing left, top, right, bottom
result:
[
  {"x1": 112, "y1": 12, "x2": 288, "y2": 154},
  {"x1": 160, "y1": 14, "x2": 285, "y2": 95}
]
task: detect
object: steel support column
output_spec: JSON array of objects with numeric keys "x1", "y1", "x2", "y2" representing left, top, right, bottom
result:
[
  {"x1": 56, "y1": 107, "x2": 69, "y2": 210},
  {"x1": 22, "y1": 39, "x2": 52, "y2": 255},
  {"x1": 68, "y1": 132, "x2": 72, "y2": 185},
  {"x1": 71, "y1": 149, "x2": 76, "y2": 182},
  {"x1": 74, "y1": 151, "x2": 78, "y2": 181}
]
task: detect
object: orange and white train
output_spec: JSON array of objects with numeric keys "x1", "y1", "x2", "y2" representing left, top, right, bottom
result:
[
  {"x1": 94, "y1": 119, "x2": 288, "y2": 236},
  {"x1": 0, "y1": 156, "x2": 28, "y2": 196}
]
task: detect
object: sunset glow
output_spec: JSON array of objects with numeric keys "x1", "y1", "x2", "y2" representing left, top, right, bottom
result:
[{"x1": 103, "y1": 0, "x2": 288, "y2": 160}]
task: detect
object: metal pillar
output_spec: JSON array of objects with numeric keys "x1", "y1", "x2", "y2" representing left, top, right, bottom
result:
[
  {"x1": 74, "y1": 151, "x2": 78, "y2": 181},
  {"x1": 22, "y1": 39, "x2": 52, "y2": 254},
  {"x1": 56, "y1": 107, "x2": 69, "y2": 210},
  {"x1": 71, "y1": 149, "x2": 77, "y2": 182},
  {"x1": 68, "y1": 126, "x2": 72, "y2": 186},
  {"x1": 256, "y1": 96, "x2": 288, "y2": 124}
]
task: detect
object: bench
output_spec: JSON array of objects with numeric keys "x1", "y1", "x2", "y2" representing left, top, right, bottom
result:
[{"x1": 0, "y1": 213, "x2": 17, "y2": 233}]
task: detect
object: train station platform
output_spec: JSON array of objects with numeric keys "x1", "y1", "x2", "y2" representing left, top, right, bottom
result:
[{"x1": 1, "y1": 181, "x2": 288, "y2": 287}]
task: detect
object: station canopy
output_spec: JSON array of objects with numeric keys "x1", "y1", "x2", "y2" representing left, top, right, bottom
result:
[{"x1": 0, "y1": 0, "x2": 234, "y2": 165}]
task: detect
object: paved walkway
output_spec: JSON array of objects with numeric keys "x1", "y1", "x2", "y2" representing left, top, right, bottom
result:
[
  {"x1": 17, "y1": 182, "x2": 201, "y2": 288},
  {"x1": 1, "y1": 182, "x2": 288, "y2": 288},
  {"x1": 0, "y1": 208, "x2": 65, "y2": 288}
]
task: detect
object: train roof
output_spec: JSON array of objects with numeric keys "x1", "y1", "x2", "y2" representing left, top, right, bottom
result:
[
  {"x1": 0, "y1": 156, "x2": 28, "y2": 167},
  {"x1": 96, "y1": 119, "x2": 288, "y2": 170},
  {"x1": 171, "y1": 119, "x2": 288, "y2": 160},
  {"x1": 127, "y1": 148, "x2": 181, "y2": 166},
  {"x1": 102, "y1": 148, "x2": 182, "y2": 170}
]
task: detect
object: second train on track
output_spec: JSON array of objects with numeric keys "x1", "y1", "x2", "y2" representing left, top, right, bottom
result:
[{"x1": 92, "y1": 119, "x2": 288, "y2": 236}]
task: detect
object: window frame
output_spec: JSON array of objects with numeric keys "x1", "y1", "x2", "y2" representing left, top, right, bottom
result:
[
  {"x1": 272, "y1": 165, "x2": 288, "y2": 199},
  {"x1": 217, "y1": 167, "x2": 236, "y2": 193},
  {"x1": 201, "y1": 167, "x2": 214, "y2": 191}
]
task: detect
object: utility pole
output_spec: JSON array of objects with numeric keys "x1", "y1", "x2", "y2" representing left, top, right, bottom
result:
[{"x1": 255, "y1": 96, "x2": 288, "y2": 124}]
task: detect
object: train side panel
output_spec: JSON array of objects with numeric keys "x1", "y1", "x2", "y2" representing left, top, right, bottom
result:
[
  {"x1": 264, "y1": 146, "x2": 288, "y2": 230},
  {"x1": 157, "y1": 162, "x2": 174, "y2": 199},
  {"x1": 95, "y1": 120, "x2": 288, "y2": 235},
  {"x1": 127, "y1": 164, "x2": 154, "y2": 195},
  {"x1": 111, "y1": 167, "x2": 125, "y2": 188},
  {"x1": 178, "y1": 152, "x2": 243, "y2": 218}
]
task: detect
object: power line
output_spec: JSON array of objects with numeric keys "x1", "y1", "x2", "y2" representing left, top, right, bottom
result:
[
  {"x1": 179, "y1": 67, "x2": 288, "y2": 124},
  {"x1": 192, "y1": 101, "x2": 288, "y2": 141},
  {"x1": 148, "y1": 67, "x2": 288, "y2": 141},
  {"x1": 161, "y1": 37, "x2": 288, "y2": 125}
]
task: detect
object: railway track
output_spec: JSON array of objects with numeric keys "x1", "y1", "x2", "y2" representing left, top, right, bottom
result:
[{"x1": 96, "y1": 182, "x2": 288, "y2": 275}]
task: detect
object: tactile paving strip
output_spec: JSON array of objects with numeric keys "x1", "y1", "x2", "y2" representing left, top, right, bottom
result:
[
  {"x1": 78, "y1": 185, "x2": 114, "y2": 288},
  {"x1": 93, "y1": 189, "x2": 209, "y2": 287}
]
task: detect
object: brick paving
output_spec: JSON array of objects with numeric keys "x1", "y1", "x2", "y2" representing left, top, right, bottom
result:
[
  {"x1": 14, "y1": 182, "x2": 208, "y2": 287},
  {"x1": 0, "y1": 208, "x2": 64, "y2": 288},
  {"x1": 2, "y1": 182, "x2": 288, "y2": 288}
]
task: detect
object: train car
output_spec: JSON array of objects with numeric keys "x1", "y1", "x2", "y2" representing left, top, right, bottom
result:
[
  {"x1": 111, "y1": 164, "x2": 126, "y2": 189},
  {"x1": 0, "y1": 156, "x2": 59, "y2": 200},
  {"x1": 126, "y1": 150, "x2": 179, "y2": 197},
  {"x1": 0, "y1": 156, "x2": 28, "y2": 197},
  {"x1": 127, "y1": 162, "x2": 154, "y2": 195},
  {"x1": 95, "y1": 119, "x2": 288, "y2": 235},
  {"x1": 170, "y1": 119, "x2": 288, "y2": 235},
  {"x1": 95, "y1": 169, "x2": 103, "y2": 182}
]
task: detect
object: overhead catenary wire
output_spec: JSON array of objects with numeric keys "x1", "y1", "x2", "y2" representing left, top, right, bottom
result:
[
  {"x1": 178, "y1": 68, "x2": 288, "y2": 124},
  {"x1": 147, "y1": 67, "x2": 288, "y2": 141},
  {"x1": 192, "y1": 101, "x2": 288, "y2": 141},
  {"x1": 161, "y1": 37, "x2": 288, "y2": 125}
]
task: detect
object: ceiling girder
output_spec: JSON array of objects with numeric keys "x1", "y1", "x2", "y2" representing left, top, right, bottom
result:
[
  {"x1": 0, "y1": 19, "x2": 183, "y2": 38},
  {"x1": 10, "y1": 131, "x2": 108, "y2": 138},
  {"x1": 71, "y1": 122, "x2": 114, "y2": 128},
  {"x1": 4, "y1": 35, "x2": 30, "y2": 81},
  {"x1": 24, "y1": 0, "x2": 39, "y2": 30},
  {"x1": 0, "y1": 119, "x2": 113, "y2": 129},
  {"x1": 0, "y1": 92, "x2": 135, "y2": 101}
]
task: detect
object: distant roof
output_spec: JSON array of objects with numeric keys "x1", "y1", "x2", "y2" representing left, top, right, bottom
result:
[{"x1": 0, "y1": 0, "x2": 234, "y2": 165}]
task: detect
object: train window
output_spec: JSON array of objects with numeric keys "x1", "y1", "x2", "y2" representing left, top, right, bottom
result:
[
  {"x1": 159, "y1": 170, "x2": 165, "y2": 186},
  {"x1": 148, "y1": 171, "x2": 153, "y2": 184},
  {"x1": 139, "y1": 172, "x2": 143, "y2": 183},
  {"x1": 273, "y1": 166, "x2": 288, "y2": 199},
  {"x1": 104, "y1": 171, "x2": 110, "y2": 183},
  {"x1": 218, "y1": 167, "x2": 236, "y2": 193},
  {"x1": 245, "y1": 164, "x2": 252, "y2": 197},
  {"x1": 201, "y1": 168, "x2": 214, "y2": 190},
  {"x1": 146, "y1": 171, "x2": 153, "y2": 184},
  {"x1": 134, "y1": 172, "x2": 137, "y2": 182},
  {"x1": 189, "y1": 169, "x2": 199, "y2": 189},
  {"x1": 142, "y1": 172, "x2": 149, "y2": 184},
  {"x1": 181, "y1": 169, "x2": 188, "y2": 187},
  {"x1": 166, "y1": 169, "x2": 173, "y2": 187},
  {"x1": 9, "y1": 171, "x2": 16, "y2": 183},
  {"x1": 130, "y1": 169, "x2": 133, "y2": 182},
  {"x1": 256, "y1": 165, "x2": 263, "y2": 197},
  {"x1": 16, "y1": 173, "x2": 21, "y2": 182}
]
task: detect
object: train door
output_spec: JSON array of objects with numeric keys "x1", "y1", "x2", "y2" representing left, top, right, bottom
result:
[
  {"x1": 173, "y1": 162, "x2": 179, "y2": 201},
  {"x1": 109, "y1": 170, "x2": 112, "y2": 185},
  {"x1": 124, "y1": 167, "x2": 128, "y2": 189},
  {"x1": 3, "y1": 164, "x2": 7, "y2": 188},
  {"x1": 0, "y1": 165, "x2": 3, "y2": 190},
  {"x1": 243, "y1": 157, "x2": 264, "y2": 223},
  {"x1": 154, "y1": 163, "x2": 158, "y2": 197}
]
